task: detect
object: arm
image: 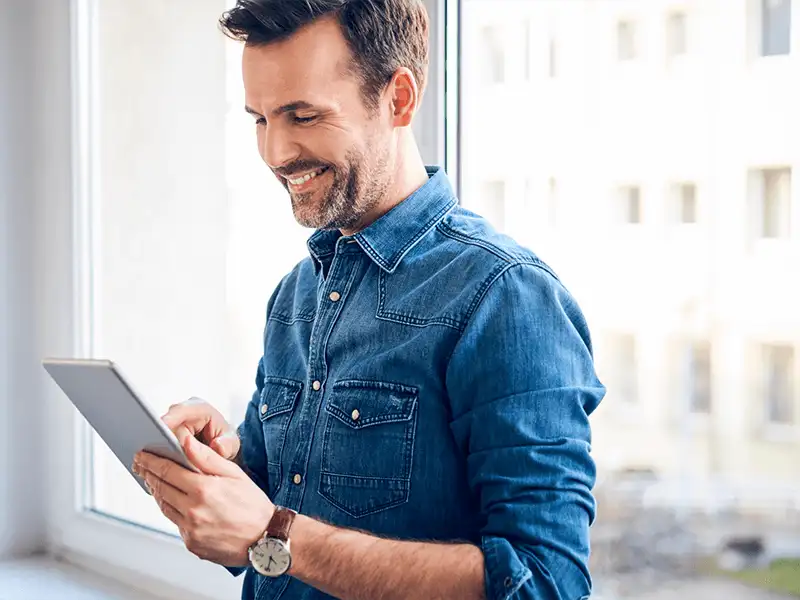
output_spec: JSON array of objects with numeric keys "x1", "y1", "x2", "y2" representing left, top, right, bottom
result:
[
  {"x1": 445, "y1": 262, "x2": 605, "y2": 600},
  {"x1": 288, "y1": 516, "x2": 485, "y2": 600}
]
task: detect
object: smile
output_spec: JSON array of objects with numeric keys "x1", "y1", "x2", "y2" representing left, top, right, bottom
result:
[{"x1": 286, "y1": 167, "x2": 330, "y2": 187}]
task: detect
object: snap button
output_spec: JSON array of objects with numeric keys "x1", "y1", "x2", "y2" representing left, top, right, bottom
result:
[
  {"x1": 351, "y1": 409, "x2": 360, "y2": 421},
  {"x1": 293, "y1": 474, "x2": 302, "y2": 485},
  {"x1": 312, "y1": 380, "x2": 321, "y2": 391},
  {"x1": 260, "y1": 404, "x2": 268, "y2": 415},
  {"x1": 329, "y1": 291, "x2": 341, "y2": 302}
]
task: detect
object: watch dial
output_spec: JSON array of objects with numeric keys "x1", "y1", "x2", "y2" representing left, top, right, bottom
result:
[{"x1": 251, "y1": 538, "x2": 291, "y2": 576}]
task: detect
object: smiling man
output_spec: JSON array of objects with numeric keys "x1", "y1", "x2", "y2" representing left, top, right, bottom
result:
[{"x1": 132, "y1": 1, "x2": 606, "y2": 599}]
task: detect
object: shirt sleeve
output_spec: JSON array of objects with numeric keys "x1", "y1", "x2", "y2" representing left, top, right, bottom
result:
[{"x1": 445, "y1": 262, "x2": 606, "y2": 600}]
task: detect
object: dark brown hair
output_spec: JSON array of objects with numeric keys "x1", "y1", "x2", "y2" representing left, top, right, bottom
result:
[{"x1": 219, "y1": 0, "x2": 429, "y2": 110}]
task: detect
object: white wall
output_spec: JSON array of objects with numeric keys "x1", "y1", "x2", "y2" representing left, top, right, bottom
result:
[{"x1": 0, "y1": 0, "x2": 47, "y2": 558}]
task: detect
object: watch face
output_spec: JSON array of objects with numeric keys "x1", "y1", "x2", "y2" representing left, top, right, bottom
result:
[{"x1": 250, "y1": 538, "x2": 292, "y2": 577}]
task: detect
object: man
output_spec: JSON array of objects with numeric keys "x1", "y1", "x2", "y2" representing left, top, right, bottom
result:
[{"x1": 132, "y1": 1, "x2": 606, "y2": 599}]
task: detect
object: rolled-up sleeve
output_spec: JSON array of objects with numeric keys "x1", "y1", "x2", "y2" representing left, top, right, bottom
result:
[{"x1": 446, "y1": 262, "x2": 606, "y2": 600}]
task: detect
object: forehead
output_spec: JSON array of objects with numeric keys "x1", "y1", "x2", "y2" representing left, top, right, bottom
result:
[{"x1": 241, "y1": 17, "x2": 357, "y2": 110}]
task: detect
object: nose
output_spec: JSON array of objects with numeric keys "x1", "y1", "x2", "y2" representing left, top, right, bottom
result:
[{"x1": 259, "y1": 123, "x2": 301, "y2": 170}]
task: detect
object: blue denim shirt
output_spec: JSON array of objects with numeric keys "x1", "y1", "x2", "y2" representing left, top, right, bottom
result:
[{"x1": 230, "y1": 166, "x2": 605, "y2": 600}]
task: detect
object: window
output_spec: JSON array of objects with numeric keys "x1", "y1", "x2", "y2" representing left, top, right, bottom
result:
[
  {"x1": 753, "y1": 167, "x2": 792, "y2": 239},
  {"x1": 619, "y1": 185, "x2": 642, "y2": 224},
  {"x1": 666, "y1": 12, "x2": 688, "y2": 58},
  {"x1": 687, "y1": 341, "x2": 712, "y2": 414},
  {"x1": 83, "y1": 15, "x2": 311, "y2": 532},
  {"x1": 675, "y1": 183, "x2": 698, "y2": 224},
  {"x1": 481, "y1": 25, "x2": 506, "y2": 83},
  {"x1": 762, "y1": 344, "x2": 795, "y2": 425},
  {"x1": 617, "y1": 20, "x2": 637, "y2": 61},
  {"x1": 762, "y1": 0, "x2": 791, "y2": 56}
]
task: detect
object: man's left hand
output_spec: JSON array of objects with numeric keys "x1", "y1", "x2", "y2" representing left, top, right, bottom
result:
[{"x1": 133, "y1": 435, "x2": 274, "y2": 567}]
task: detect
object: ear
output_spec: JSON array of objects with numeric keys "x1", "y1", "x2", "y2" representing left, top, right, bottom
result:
[{"x1": 388, "y1": 67, "x2": 420, "y2": 128}]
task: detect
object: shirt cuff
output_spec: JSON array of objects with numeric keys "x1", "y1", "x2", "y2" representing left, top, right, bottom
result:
[
  {"x1": 224, "y1": 565, "x2": 248, "y2": 577},
  {"x1": 482, "y1": 536, "x2": 533, "y2": 600}
]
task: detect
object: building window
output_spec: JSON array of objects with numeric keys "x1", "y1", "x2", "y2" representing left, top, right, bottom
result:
[
  {"x1": 754, "y1": 167, "x2": 792, "y2": 239},
  {"x1": 620, "y1": 185, "x2": 642, "y2": 223},
  {"x1": 762, "y1": 344, "x2": 795, "y2": 425},
  {"x1": 676, "y1": 183, "x2": 698, "y2": 224},
  {"x1": 481, "y1": 25, "x2": 506, "y2": 83},
  {"x1": 478, "y1": 180, "x2": 506, "y2": 231},
  {"x1": 762, "y1": 0, "x2": 791, "y2": 56},
  {"x1": 687, "y1": 341, "x2": 712, "y2": 413},
  {"x1": 548, "y1": 37, "x2": 558, "y2": 78},
  {"x1": 666, "y1": 12, "x2": 688, "y2": 58},
  {"x1": 617, "y1": 20, "x2": 637, "y2": 61}
]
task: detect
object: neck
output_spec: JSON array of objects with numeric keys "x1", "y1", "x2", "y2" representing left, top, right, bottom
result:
[{"x1": 340, "y1": 131, "x2": 429, "y2": 236}]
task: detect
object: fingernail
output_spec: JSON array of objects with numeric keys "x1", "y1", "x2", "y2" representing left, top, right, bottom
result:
[
  {"x1": 144, "y1": 481, "x2": 153, "y2": 495},
  {"x1": 132, "y1": 463, "x2": 139, "y2": 475}
]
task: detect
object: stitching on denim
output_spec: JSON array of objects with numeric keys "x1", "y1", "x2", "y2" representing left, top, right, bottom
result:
[
  {"x1": 269, "y1": 311, "x2": 316, "y2": 325},
  {"x1": 358, "y1": 198, "x2": 457, "y2": 273},
  {"x1": 376, "y1": 270, "x2": 465, "y2": 331}
]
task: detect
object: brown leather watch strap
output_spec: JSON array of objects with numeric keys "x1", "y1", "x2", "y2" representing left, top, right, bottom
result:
[{"x1": 266, "y1": 506, "x2": 298, "y2": 542}]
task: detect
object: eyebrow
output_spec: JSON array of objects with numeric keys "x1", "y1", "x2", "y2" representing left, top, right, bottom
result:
[{"x1": 244, "y1": 101, "x2": 316, "y2": 118}]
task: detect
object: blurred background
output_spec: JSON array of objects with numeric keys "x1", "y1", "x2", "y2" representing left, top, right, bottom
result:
[{"x1": 0, "y1": 0, "x2": 797, "y2": 599}]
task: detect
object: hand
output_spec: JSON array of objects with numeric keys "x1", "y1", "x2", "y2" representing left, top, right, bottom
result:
[
  {"x1": 161, "y1": 397, "x2": 240, "y2": 460},
  {"x1": 133, "y1": 435, "x2": 274, "y2": 567}
]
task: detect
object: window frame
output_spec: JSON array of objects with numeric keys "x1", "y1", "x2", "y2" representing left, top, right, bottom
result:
[{"x1": 45, "y1": 0, "x2": 451, "y2": 596}]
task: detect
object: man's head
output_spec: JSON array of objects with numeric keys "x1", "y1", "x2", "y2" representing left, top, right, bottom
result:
[{"x1": 219, "y1": 0, "x2": 429, "y2": 232}]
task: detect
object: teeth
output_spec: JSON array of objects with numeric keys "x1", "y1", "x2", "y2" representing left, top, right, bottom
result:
[{"x1": 289, "y1": 168, "x2": 324, "y2": 186}]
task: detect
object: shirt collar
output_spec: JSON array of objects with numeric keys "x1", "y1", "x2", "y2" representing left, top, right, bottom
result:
[{"x1": 307, "y1": 165, "x2": 457, "y2": 274}]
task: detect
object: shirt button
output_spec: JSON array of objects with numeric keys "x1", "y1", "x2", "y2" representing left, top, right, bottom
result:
[
  {"x1": 312, "y1": 380, "x2": 321, "y2": 391},
  {"x1": 260, "y1": 404, "x2": 268, "y2": 415},
  {"x1": 351, "y1": 409, "x2": 360, "y2": 421},
  {"x1": 329, "y1": 291, "x2": 341, "y2": 302},
  {"x1": 293, "y1": 474, "x2": 302, "y2": 485}
]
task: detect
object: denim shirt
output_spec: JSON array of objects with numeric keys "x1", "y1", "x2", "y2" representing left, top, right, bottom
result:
[{"x1": 229, "y1": 166, "x2": 606, "y2": 600}]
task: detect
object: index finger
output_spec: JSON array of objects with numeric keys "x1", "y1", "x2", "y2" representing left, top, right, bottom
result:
[
  {"x1": 135, "y1": 450, "x2": 200, "y2": 495},
  {"x1": 161, "y1": 398, "x2": 211, "y2": 433}
]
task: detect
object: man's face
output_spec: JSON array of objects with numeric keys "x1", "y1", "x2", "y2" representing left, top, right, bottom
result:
[{"x1": 242, "y1": 17, "x2": 392, "y2": 232}]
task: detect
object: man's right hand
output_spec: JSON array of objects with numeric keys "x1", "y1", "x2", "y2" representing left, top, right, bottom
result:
[{"x1": 161, "y1": 398, "x2": 240, "y2": 461}]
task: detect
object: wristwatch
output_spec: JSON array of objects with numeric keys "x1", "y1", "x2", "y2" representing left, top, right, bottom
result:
[{"x1": 248, "y1": 506, "x2": 298, "y2": 577}]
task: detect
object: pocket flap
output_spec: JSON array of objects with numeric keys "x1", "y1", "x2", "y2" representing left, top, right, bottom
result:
[
  {"x1": 326, "y1": 380, "x2": 418, "y2": 429},
  {"x1": 259, "y1": 377, "x2": 302, "y2": 420}
]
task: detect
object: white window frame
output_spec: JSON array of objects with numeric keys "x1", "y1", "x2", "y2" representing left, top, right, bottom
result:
[{"x1": 42, "y1": 0, "x2": 450, "y2": 596}]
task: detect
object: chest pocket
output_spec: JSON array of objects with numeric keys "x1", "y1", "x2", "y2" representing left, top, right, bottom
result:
[
  {"x1": 259, "y1": 377, "x2": 302, "y2": 498},
  {"x1": 319, "y1": 380, "x2": 418, "y2": 519}
]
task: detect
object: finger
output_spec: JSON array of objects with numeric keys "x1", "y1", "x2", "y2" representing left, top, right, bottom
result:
[
  {"x1": 183, "y1": 435, "x2": 240, "y2": 478},
  {"x1": 211, "y1": 429, "x2": 240, "y2": 460},
  {"x1": 161, "y1": 399, "x2": 212, "y2": 434},
  {"x1": 144, "y1": 471, "x2": 187, "y2": 515},
  {"x1": 135, "y1": 451, "x2": 199, "y2": 494},
  {"x1": 157, "y1": 496, "x2": 184, "y2": 527}
]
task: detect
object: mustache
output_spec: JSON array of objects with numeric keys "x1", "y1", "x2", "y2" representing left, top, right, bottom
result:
[{"x1": 273, "y1": 160, "x2": 332, "y2": 179}]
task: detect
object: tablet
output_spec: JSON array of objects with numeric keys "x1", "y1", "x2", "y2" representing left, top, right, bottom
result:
[{"x1": 42, "y1": 358, "x2": 200, "y2": 494}]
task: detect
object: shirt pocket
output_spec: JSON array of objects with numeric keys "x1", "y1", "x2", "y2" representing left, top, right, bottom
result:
[
  {"x1": 259, "y1": 377, "x2": 302, "y2": 498},
  {"x1": 319, "y1": 380, "x2": 419, "y2": 518}
]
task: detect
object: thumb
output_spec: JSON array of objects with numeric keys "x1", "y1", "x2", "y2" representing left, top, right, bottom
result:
[
  {"x1": 211, "y1": 429, "x2": 240, "y2": 460},
  {"x1": 183, "y1": 434, "x2": 239, "y2": 477}
]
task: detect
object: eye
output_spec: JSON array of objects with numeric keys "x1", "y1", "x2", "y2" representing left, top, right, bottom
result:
[
  {"x1": 255, "y1": 117, "x2": 267, "y2": 126},
  {"x1": 293, "y1": 115, "x2": 317, "y2": 125}
]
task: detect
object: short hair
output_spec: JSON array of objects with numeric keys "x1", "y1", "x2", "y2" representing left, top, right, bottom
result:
[{"x1": 219, "y1": 0, "x2": 430, "y2": 110}]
